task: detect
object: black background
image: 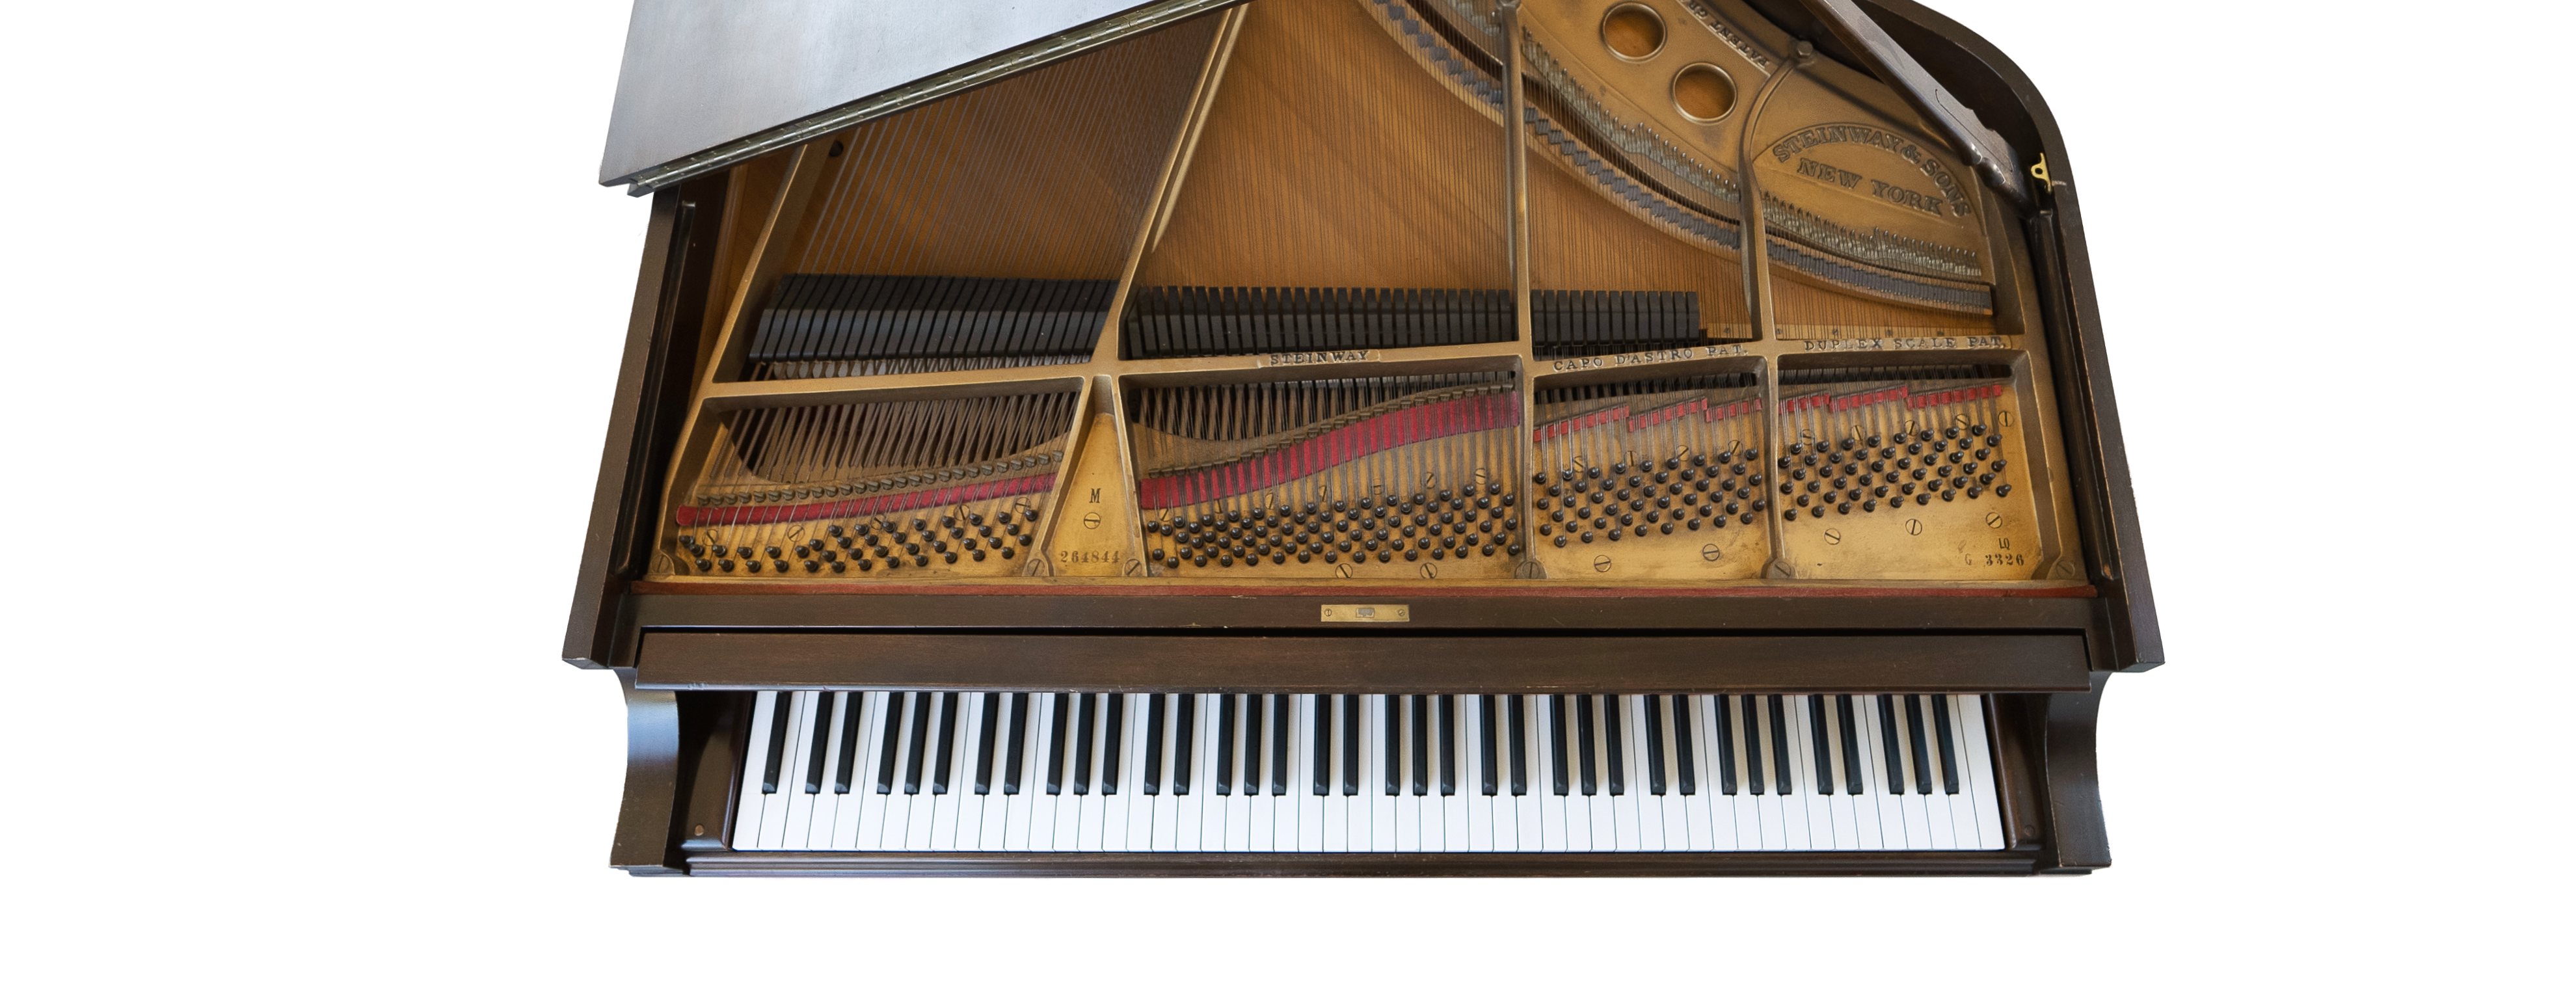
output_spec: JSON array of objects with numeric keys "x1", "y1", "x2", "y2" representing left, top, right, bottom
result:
[{"x1": 474, "y1": 0, "x2": 2246, "y2": 881}]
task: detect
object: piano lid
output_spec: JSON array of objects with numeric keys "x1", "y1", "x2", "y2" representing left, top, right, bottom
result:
[{"x1": 600, "y1": 0, "x2": 1240, "y2": 194}]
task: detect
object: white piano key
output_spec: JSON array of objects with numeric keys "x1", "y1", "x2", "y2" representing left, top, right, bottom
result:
[
  {"x1": 1073, "y1": 695, "x2": 1107, "y2": 853},
  {"x1": 1497, "y1": 696, "x2": 1525, "y2": 853},
  {"x1": 1179, "y1": 695, "x2": 1205, "y2": 850},
  {"x1": 1393, "y1": 697, "x2": 1421, "y2": 852},
  {"x1": 854, "y1": 692, "x2": 895, "y2": 851},
  {"x1": 1087, "y1": 695, "x2": 1118, "y2": 850},
  {"x1": 1865, "y1": 695, "x2": 1912, "y2": 851},
  {"x1": 945, "y1": 693, "x2": 978, "y2": 850},
  {"x1": 1504, "y1": 695, "x2": 1525, "y2": 850},
  {"x1": 1224, "y1": 696, "x2": 1254, "y2": 852},
  {"x1": 785, "y1": 691, "x2": 829, "y2": 850},
  {"x1": 926, "y1": 693, "x2": 965, "y2": 852},
  {"x1": 1564, "y1": 697, "x2": 1592, "y2": 852},
  {"x1": 788, "y1": 690, "x2": 829, "y2": 850},
  {"x1": 734, "y1": 691, "x2": 778, "y2": 850},
  {"x1": 1689, "y1": 701, "x2": 1731, "y2": 850},
  {"x1": 1775, "y1": 696, "x2": 1814, "y2": 850},
  {"x1": 844, "y1": 690, "x2": 886, "y2": 850},
  {"x1": 1685, "y1": 695, "x2": 1721, "y2": 851},
  {"x1": 1026, "y1": 693, "x2": 1060, "y2": 851},
  {"x1": 1817, "y1": 696, "x2": 1857, "y2": 851},
  {"x1": 1628, "y1": 701, "x2": 1669, "y2": 850},
  {"x1": 998, "y1": 695, "x2": 1033, "y2": 851},
  {"x1": 973, "y1": 693, "x2": 1008, "y2": 853},
  {"x1": 808, "y1": 691, "x2": 850, "y2": 850},
  {"x1": 1782, "y1": 695, "x2": 1823, "y2": 850},
  {"x1": 1929, "y1": 694, "x2": 1972, "y2": 850},
  {"x1": 1369, "y1": 695, "x2": 1397, "y2": 853},
  {"x1": 1048, "y1": 693, "x2": 1081, "y2": 853},
  {"x1": 1324, "y1": 696, "x2": 1351, "y2": 853},
  {"x1": 1254, "y1": 695, "x2": 1281, "y2": 851},
  {"x1": 1442, "y1": 697, "x2": 1470, "y2": 851},
  {"x1": 1467, "y1": 697, "x2": 1494, "y2": 852},
  {"x1": 870, "y1": 695, "x2": 911, "y2": 850},
  {"x1": 1246, "y1": 696, "x2": 1276, "y2": 852},
  {"x1": 887, "y1": 694, "x2": 923, "y2": 851},
  {"x1": 1957, "y1": 695, "x2": 2006, "y2": 850},
  {"x1": 1914, "y1": 697, "x2": 1957, "y2": 851},
  {"x1": 1819, "y1": 695, "x2": 1857, "y2": 851},
  {"x1": 1297, "y1": 695, "x2": 1324, "y2": 852},
  {"x1": 1101, "y1": 694, "x2": 1134, "y2": 853},
  {"x1": 1621, "y1": 695, "x2": 1656, "y2": 851},
  {"x1": 1656, "y1": 697, "x2": 1689, "y2": 852},
  {"x1": 1839, "y1": 695, "x2": 1887, "y2": 851},
  {"x1": 1782, "y1": 695, "x2": 1820, "y2": 851},
  {"x1": 1149, "y1": 695, "x2": 1179, "y2": 853},
  {"x1": 1892, "y1": 696, "x2": 1933, "y2": 851},
  {"x1": 1743, "y1": 697, "x2": 1780, "y2": 851},
  {"x1": 1539, "y1": 696, "x2": 1568, "y2": 852},
  {"x1": 973, "y1": 695, "x2": 1004, "y2": 850}
]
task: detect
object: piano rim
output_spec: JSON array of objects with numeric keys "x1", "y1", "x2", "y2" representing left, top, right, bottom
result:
[{"x1": 669, "y1": 850, "x2": 2071, "y2": 877}]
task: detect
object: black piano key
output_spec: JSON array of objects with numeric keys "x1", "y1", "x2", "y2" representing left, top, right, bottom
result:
[
  {"x1": 905, "y1": 690, "x2": 933, "y2": 796},
  {"x1": 1767, "y1": 694, "x2": 1793, "y2": 796},
  {"x1": 1003, "y1": 693, "x2": 1028, "y2": 796},
  {"x1": 1071, "y1": 693, "x2": 1097, "y2": 796},
  {"x1": 1713, "y1": 695, "x2": 1738, "y2": 796},
  {"x1": 1576, "y1": 694, "x2": 1598, "y2": 797},
  {"x1": 1438, "y1": 695, "x2": 1457, "y2": 796},
  {"x1": 1046, "y1": 693, "x2": 1071, "y2": 796},
  {"x1": 974, "y1": 692, "x2": 1001, "y2": 795},
  {"x1": 1807, "y1": 695, "x2": 1834, "y2": 797},
  {"x1": 1876, "y1": 695, "x2": 1904, "y2": 794},
  {"x1": 1672, "y1": 695, "x2": 1696, "y2": 796},
  {"x1": 804, "y1": 692, "x2": 833, "y2": 794},
  {"x1": 1905, "y1": 695, "x2": 1934, "y2": 795},
  {"x1": 1549, "y1": 695, "x2": 1570, "y2": 796},
  {"x1": 1603, "y1": 694, "x2": 1625, "y2": 797},
  {"x1": 1144, "y1": 693, "x2": 1167, "y2": 796},
  {"x1": 1383, "y1": 695, "x2": 1402, "y2": 796},
  {"x1": 1100, "y1": 693, "x2": 1123, "y2": 796},
  {"x1": 1409, "y1": 695, "x2": 1429, "y2": 797},
  {"x1": 1214, "y1": 694, "x2": 1237, "y2": 796},
  {"x1": 1739, "y1": 695, "x2": 1764, "y2": 796},
  {"x1": 1836, "y1": 695, "x2": 1863, "y2": 796},
  {"x1": 1933, "y1": 695, "x2": 1962, "y2": 795},
  {"x1": 879, "y1": 693, "x2": 907, "y2": 795},
  {"x1": 1508, "y1": 694, "x2": 1528, "y2": 796},
  {"x1": 834, "y1": 691, "x2": 863, "y2": 794},
  {"x1": 1269, "y1": 695, "x2": 1289, "y2": 796},
  {"x1": 1172, "y1": 693, "x2": 1196, "y2": 796},
  {"x1": 1341, "y1": 694, "x2": 1360, "y2": 796},
  {"x1": 1312, "y1": 695, "x2": 1332, "y2": 797},
  {"x1": 1644, "y1": 695, "x2": 1668, "y2": 796},
  {"x1": 1241, "y1": 695, "x2": 1265, "y2": 797},
  {"x1": 1479, "y1": 695, "x2": 1499, "y2": 796},
  {"x1": 761, "y1": 691, "x2": 794, "y2": 795},
  {"x1": 932, "y1": 691, "x2": 960, "y2": 795}
]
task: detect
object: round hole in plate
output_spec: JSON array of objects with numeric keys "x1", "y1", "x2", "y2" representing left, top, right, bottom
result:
[
  {"x1": 1600, "y1": 3, "x2": 1667, "y2": 62},
  {"x1": 1672, "y1": 62, "x2": 1736, "y2": 122}
]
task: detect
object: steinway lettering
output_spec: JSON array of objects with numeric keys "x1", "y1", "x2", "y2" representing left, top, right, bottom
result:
[
  {"x1": 1769, "y1": 122, "x2": 1971, "y2": 215},
  {"x1": 1870, "y1": 178, "x2": 1948, "y2": 217},
  {"x1": 1261, "y1": 349, "x2": 1377, "y2": 366},
  {"x1": 1797, "y1": 157, "x2": 1862, "y2": 188}
]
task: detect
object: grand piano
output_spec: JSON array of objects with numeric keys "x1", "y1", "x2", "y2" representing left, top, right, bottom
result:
[{"x1": 568, "y1": 0, "x2": 2159, "y2": 876}]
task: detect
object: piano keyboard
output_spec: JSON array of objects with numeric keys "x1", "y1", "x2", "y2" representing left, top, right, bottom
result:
[{"x1": 731, "y1": 691, "x2": 2004, "y2": 853}]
